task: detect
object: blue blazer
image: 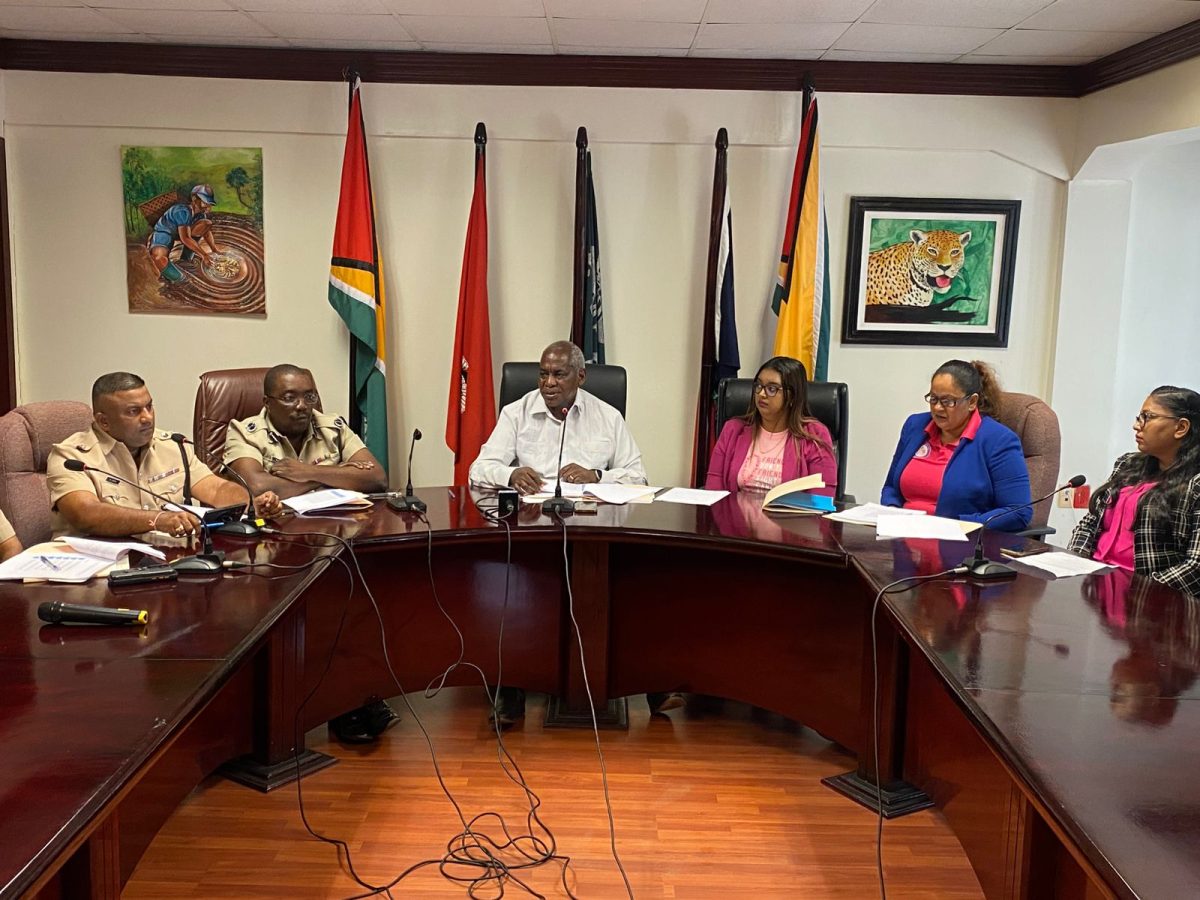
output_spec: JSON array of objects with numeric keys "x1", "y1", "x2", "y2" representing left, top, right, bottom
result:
[{"x1": 881, "y1": 412, "x2": 1032, "y2": 532}]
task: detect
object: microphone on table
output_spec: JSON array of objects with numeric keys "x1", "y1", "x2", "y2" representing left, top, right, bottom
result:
[
  {"x1": 543, "y1": 407, "x2": 575, "y2": 517},
  {"x1": 62, "y1": 458, "x2": 225, "y2": 573},
  {"x1": 962, "y1": 474, "x2": 1086, "y2": 580},
  {"x1": 38, "y1": 601, "x2": 147, "y2": 626},
  {"x1": 170, "y1": 433, "x2": 261, "y2": 536},
  {"x1": 388, "y1": 428, "x2": 427, "y2": 513},
  {"x1": 170, "y1": 432, "x2": 193, "y2": 506}
]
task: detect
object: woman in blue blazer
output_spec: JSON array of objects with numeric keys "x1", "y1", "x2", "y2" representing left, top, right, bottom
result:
[{"x1": 881, "y1": 359, "x2": 1032, "y2": 531}]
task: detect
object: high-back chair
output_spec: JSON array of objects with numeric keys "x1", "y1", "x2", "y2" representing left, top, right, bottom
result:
[
  {"x1": 0, "y1": 401, "x2": 94, "y2": 547},
  {"x1": 993, "y1": 391, "x2": 1062, "y2": 534},
  {"x1": 192, "y1": 367, "x2": 271, "y2": 469},
  {"x1": 715, "y1": 378, "x2": 850, "y2": 502},
  {"x1": 498, "y1": 362, "x2": 627, "y2": 417}
]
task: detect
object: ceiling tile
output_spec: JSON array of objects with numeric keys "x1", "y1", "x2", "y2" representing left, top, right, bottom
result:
[
  {"x1": 1020, "y1": 0, "x2": 1200, "y2": 34},
  {"x1": 0, "y1": 28, "x2": 154, "y2": 40},
  {"x1": 834, "y1": 22, "x2": 1003, "y2": 54},
  {"x1": 822, "y1": 49, "x2": 960, "y2": 63},
  {"x1": 98, "y1": 8, "x2": 273, "y2": 35},
  {"x1": 862, "y1": 0, "x2": 1054, "y2": 30},
  {"x1": 236, "y1": 0, "x2": 388, "y2": 13},
  {"x1": 421, "y1": 41, "x2": 553, "y2": 53},
  {"x1": 0, "y1": 0, "x2": 86, "y2": 6},
  {"x1": 558, "y1": 45, "x2": 689, "y2": 56},
  {"x1": 247, "y1": 11, "x2": 413, "y2": 40},
  {"x1": 153, "y1": 32, "x2": 291, "y2": 46},
  {"x1": 689, "y1": 47, "x2": 822, "y2": 59},
  {"x1": 705, "y1": 0, "x2": 872, "y2": 24},
  {"x1": 400, "y1": 15, "x2": 550, "y2": 44},
  {"x1": 287, "y1": 37, "x2": 421, "y2": 49},
  {"x1": 90, "y1": 0, "x2": 234, "y2": 9},
  {"x1": 695, "y1": 22, "x2": 848, "y2": 50},
  {"x1": 381, "y1": 0, "x2": 543, "y2": 14},
  {"x1": 975, "y1": 27, "x2": 1156, "y2": 57},
  {"x1": 957, "y1": 53, "x2": 1095, "y2": 64},
  {"x1": 0, "y1": 6, "x2": 132, "y2": 31},
  {"x1": 546, "y1": 0, "x2": 705, "y2": 23},
  {"x1": 552, "y1": 18, "x2": 697, "y2": 48}
]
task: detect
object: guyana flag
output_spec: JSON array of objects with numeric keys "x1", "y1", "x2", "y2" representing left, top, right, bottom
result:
[
  {"x1": 771, "y1": 84, "x2": 830, "y2": 381},
  {"x1": 329, "y1": 76, "x2": 389, "y2": 472}
]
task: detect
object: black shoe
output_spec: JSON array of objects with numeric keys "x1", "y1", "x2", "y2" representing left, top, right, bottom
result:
[
  {"x1": 647, "y1": 691, "x2": 686, "y2": 715},
  {"x1": 330, "y1": 697, "x2": 399, "y2": 744},
  {"x1": 489, "y1": 686, "x2": 526, "y2": 729}
]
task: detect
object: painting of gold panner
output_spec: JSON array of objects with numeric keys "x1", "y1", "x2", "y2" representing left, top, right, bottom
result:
[{"x1": 121, "y1": 146, "x2": 265, "y2": 316}]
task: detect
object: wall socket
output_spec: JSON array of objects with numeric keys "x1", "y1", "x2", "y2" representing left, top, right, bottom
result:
[{"x1": 1055, "y1": 487, "x2": 1074, "y2": 508}]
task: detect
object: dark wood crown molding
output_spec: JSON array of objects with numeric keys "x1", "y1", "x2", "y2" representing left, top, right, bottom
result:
[{"x1": 1077, "y1": 19, "x2": 1200, "y2": 95}]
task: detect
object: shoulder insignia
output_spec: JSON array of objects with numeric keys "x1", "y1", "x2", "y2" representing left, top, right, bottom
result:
[
  {"x1": 333, "y1": 416, "x2": 347, "y2": 428},
  {"x1": 246, "y1": 421, "x2": 257, "y2": 432}
]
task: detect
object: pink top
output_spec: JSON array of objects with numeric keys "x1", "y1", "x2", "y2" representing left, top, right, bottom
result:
[
  {"x1": 898, "y1": 411, "x2": 983, "y2": 514},
  {"x1": 1094, "y1": 482, "x2": 1153, "y2": 572},
  {"x1": 737, "y1": 428, "x2": 789, "y2": 492}
]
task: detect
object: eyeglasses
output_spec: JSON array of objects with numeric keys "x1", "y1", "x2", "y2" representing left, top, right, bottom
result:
[
  {"x1": 1134, "y1": 411, "x2": 1179, "y2": 428},
  {"x1": 753, "y1": 382, "x2": 787, "y2": 398},
  {"x1": 925, "y1": 393, "x2": 968, "y2": 409},
  {"x1": 267, "y1": 391, "x2": 320, "y2": 406}
]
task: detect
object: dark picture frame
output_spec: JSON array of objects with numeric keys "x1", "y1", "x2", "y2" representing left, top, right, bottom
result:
[{"x1": 841, "y1": 196, "x2": 1020, "y2": 348}]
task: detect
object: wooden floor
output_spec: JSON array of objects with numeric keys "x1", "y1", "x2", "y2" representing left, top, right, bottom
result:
[{"x1": 125, "y1": 689, "x2": 984, "y2": 899}]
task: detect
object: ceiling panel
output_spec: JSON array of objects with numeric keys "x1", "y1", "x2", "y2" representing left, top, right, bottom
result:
[
  {"x1": 155, "y1": 32, "x2": 291, "y2": 46},
  {"x1": 958, "y1": 53, "x2": 1094, "y2": 64},
  {"x1": 91, "y1": 0, "x2": 234, "y2": 10},
  {"x1": 1021, "y1": 0, "x2": 1200, "y2": 35},
  {"x1": 558, "y1": 45, "x2": 689, "y2": 56},
  {"x1": 689, "y1": 47, "x2": 822, "y2": 59},
  {"x1": 0, "y1": 5, "x2": 132, "y2": 31},
  {"x1": 835, "y1": 22, "x2": 1003, "y2": 54},
  {"x1": 823, "y1": 49, "x2": 961, "y2": 63},
  {"x1": 552, "y1": 18, "x2": 697, "y2": 48},
  {"x1": 400, "y1": 15, "x2": 550, "y2": 44},
  {"x1": 704, "y1": 0, "x2": 872, "y2": 24},
  {"x1": 380, "y1": 0, "x2": 543, "y2": 15},
  {"x1": 237, "y1": 0, "x2": 389, "y2": 14},
  {"x1": 695, "y1": 22, "x2": 849, "y2": 51},
  {"x1": 862, "y1": 0, "x2": 1054, "y2": 30},
  {"x1": 98, "y1": 9, "x2": 275, "y2": 35},
  {"x1": 975, "y1": 27, "x2": 1156, "y2": 57},
  {"x1": 422, "y1": 42, "x2": 554, "y2": 53},
  {"x1": 246, "y1": 11, "x2": 413, "y2": 41},
  {"x1": 545, "y1": 0, "x2": 705, "y2": 23}
]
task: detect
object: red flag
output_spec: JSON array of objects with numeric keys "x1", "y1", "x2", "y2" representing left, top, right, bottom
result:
[{"x1": 445, "y1": 124, "x2": 496, "y2": 485}]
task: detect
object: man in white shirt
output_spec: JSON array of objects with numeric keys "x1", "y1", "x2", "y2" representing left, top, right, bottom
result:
[
  {"x1": 469, "y1": 340, "x2": 647, "y2": 492},
  {"x1": 470, "y1": 341, "x2": 682, "y2": 726}
]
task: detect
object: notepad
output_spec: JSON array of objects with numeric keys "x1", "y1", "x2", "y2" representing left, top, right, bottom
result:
[
  {"x1": 1014, "y1": 551, "x2": 1111, "y2": 578},
  {"x1": 874, "y1": 514, "x2": 979, "y2": 541},
  {"x1": 825, "y1": 503, "x2": 926, "y2": 526},
  {"x1": 656, "y1": 487, "x2": 729, "y2": 507},
  {"x1": 283, "y1": 488, "x2": 372, "y2": 515}
]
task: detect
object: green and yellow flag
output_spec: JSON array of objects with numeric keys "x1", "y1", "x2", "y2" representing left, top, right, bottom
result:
[{"x1": 329, "y1": 76, "x2": 389, "y2": 472}]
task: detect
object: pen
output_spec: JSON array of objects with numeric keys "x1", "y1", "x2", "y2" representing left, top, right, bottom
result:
[
  {"x1": 447, "y1": 488, "x2": 456, "y2": 500},
  {"x1": 38, "y1": 555, "x2": 61, "y2": 571}
]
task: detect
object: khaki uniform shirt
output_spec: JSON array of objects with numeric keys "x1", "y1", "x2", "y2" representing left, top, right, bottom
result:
[
  {"x1": 223, "y1": 408, "x2": 365, "y2": 471},
  {"x1": 46, "y1": 425, "x2": 214, "y2": 537},
  {"x1": 0, "y1": 510, "x2": 14, "y2": 544}
]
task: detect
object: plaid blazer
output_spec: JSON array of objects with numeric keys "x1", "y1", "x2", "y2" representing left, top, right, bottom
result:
[{"x1": 1069, "y1": 452, "x2": 1200, "y2": 597}]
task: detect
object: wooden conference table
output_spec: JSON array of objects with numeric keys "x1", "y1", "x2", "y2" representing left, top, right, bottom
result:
[{"x1": 1, "y1": 489, "x2": 1197, "y2": 899}]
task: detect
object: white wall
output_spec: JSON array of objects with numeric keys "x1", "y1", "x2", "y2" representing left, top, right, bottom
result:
[{"x1": 4, "y1": 71, "x2": 1075, "y2": 495}]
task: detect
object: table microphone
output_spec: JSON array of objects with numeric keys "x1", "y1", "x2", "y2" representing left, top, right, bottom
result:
[
  {"x1": 388, "y1": 428, "x2": 426, "y2": 512},
  {"x1": 39, "y1": 601, "x2": 148, "y2": 626},
  {"x1": 169, "y1": 434, "x2": 261, "y2": 536},
  {"x1": 543, "y1": 407, "x2": 575, "y2": 516},
  {"x1": 963, "y1": 474, "x2": 1086, "y2": 580},
  {"x1": 62, "y1": 459, "x2": 225, "y2": 573},
  {"x1": 170, "y1": 432, "x2": 193, "y2": 506}
]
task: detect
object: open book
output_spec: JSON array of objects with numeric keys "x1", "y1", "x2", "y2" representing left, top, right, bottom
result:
[{"x1": 761, "y1": 474, "x2": 835, "y2": 515}]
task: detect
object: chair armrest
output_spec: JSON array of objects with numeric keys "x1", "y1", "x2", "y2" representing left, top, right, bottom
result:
[{"x1": 1015, "y1": 525, "x2": 1056, "y2": 541}]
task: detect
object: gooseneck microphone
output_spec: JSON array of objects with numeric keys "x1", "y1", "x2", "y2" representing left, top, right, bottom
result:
[
  {"x1": 62, "y1": 459, "x2": 224, "y2": 573},
  {"x1": 170, "y1": 434, "x2": 260, "y2": 536},
  {"x1": 388, "y1": 428, "x2": 426, "y2": 513},
  {"x1": 38, "y1": 601, "x2": 147, "y2": 626},
  {"x1": 963, "y1": 474, "x2": 1086, "y2": 580},
  {"x1": 170, "y1": 432, "x2": 193, "y2": 505},
  {"x1": 543, "y1": 407, "x2": 575, "y2": 516}
]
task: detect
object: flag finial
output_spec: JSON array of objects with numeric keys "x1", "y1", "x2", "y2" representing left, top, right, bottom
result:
[{"x1": 474, "y1": 122, "x2": 487, "y2": 146}]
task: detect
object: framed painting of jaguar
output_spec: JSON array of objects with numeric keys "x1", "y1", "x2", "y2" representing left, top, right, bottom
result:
[{"x1": 841, "y1": 196, "x2": 1020, "y2": 348}]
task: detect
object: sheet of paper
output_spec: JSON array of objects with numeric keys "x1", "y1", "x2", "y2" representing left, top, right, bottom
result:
[
  {"x1": 825, "y1": 503, "x2": 926, "y2": 526},
  {"x1": 583, "y1": 483, "x2": 657, "y2": 505},
  {"x1": 61, "y1": 536, "x2": 166, "y2": 561},
  {"x1": 283, "y1": 488, "x2": 368, "y2": 514},
  {"x1": 874, "y1": 514, "x2": 971, "y2": 541},
  {"x1": 1015, "y1": 551, "x2": 1111, "y2": 578},
  {"x1": 656, "y1": 487, "x2": 729, "y2": 507},
  {"x1": 0, "y1": 550, "x2": 111, "y2": 583}
]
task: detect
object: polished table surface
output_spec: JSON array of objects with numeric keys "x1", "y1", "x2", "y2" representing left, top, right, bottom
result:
[{"x1": 1, "y1": 490, "x2": 1197, "y2": 898}]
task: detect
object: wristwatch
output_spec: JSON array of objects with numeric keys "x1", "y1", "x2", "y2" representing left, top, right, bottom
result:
[{"x1": 594, "y1": 469, "x2": 603, "y2": 482}]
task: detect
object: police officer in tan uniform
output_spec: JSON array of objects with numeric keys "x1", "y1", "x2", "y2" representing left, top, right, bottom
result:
[
  {"x1": 225, "y1": 363, "x2": 393, "y2": 743},
  {"x1": 224, "y1": 364, "x2": 386, "y2": 500},
  {"x1": 0, "y1": 510, "x2": 21, "y2": 560},
  {"x1": 47, "y1": 372, "x2": 281, "y2": 539}
]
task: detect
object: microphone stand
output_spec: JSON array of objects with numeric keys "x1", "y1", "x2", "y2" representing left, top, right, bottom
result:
[
  {"x1": 389, "y1": 428, "x2": 426, "y2": 513},
  {"x1": 171, "y1": 433, "x2": 193, "y2": 506},
  {"x1": 170, "y1": 433, "x2": 261, "y2": 537},
  {"x1": 543, "y1": 406, "x2": 575, "y2": 517},
  {"x1": 63, "y1": 460, "x2": 225, "y2": 573},
  {"x1": 964, "y1": 475, "x2": 1086, "y2": 581}
]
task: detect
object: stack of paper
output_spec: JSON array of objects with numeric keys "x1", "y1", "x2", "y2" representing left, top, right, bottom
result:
[
  {"x1": 1014, "y1": 552, "x2": 1111, "y2": 578},
  {"x1": 874, "y1": 514, "x2": 976, "y2": 542},
  {"x1": 283, "y1": 488, "x2": 372, "y2": 515},
  {"x1": 0, "y1": 538, "x2": 164, "y2": 583},
  {"x1": 656, "y1": 487, "x2": 729, "y2": 507},
  {"x1": 522, "y1": 483, "x2": 660, "y2": 505},
  {"x1": 825, "y1": 503, "x2": 925, "y2": 526}
]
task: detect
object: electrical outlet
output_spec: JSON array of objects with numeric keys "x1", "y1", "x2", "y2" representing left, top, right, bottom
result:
[{"x1": 1055, "y1": 487, "x2": 1074, "y2": 508}]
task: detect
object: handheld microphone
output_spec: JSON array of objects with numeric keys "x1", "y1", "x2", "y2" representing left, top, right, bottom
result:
[
  {"x1": 170, "y1": 432, "x2": 193, "y2": 505},
  {"x1": 62, "y1": 458, "x2": 225, "y2": 573},
  {"x1": 388, "y1": 428, "x2": 427, "y2": 513},
  {"x1": 38, "y1": 601, "x2": 148, "y2": 626},
  {"x1": 543, "y1": 407, "x2": 575, "y2": 516},
  {"x1": 170, "y1": 434, "x2": 261, "y2": 536},
  {"x1": 963, "y1": 474, "x2": 1086, "y2": 580}
]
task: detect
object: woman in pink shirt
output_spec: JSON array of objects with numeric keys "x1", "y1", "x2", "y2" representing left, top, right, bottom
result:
[
  {"x1": 1069, "y1": 385, "x2": 1200, "y2": 595},
  {"x1": 704, "y1": 357, "x2": 837, "y2": 496}
]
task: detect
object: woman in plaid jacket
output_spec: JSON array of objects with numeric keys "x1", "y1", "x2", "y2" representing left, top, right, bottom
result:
[{"x1": 1069, "y1": 385, "x2": 1200, "y2": 596}]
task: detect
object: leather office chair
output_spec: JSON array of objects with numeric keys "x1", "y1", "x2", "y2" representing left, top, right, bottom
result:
[
  {"x1": 715, "y1": 378, "x2": 850, "y2": 502},
  {"x1": 993, "y1": 391, "x2": 1062, "y2": 535},
  {"x1": 0, "y1": 401, "x2": 93, "y2": 547},
  {"x1": 498, "y1": 362, "x2": 627, "y2": 417},
  {"x1": 193, "y1": 367, "x2": 271, "y2": 469}
]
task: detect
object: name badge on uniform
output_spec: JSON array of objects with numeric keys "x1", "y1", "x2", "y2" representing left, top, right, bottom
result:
[
  {"x1": 147, "y1": 466, "x2": 181, "y2": 484},
  {"x1": 105, "y1": 476, "x2": 121, "y2": 485}
]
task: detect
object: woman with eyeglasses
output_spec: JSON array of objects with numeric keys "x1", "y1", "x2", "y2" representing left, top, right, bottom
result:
[
  {"x1": 1068, "y1": 386, "x2": 1200, "y2": 595},
  {"x1": 704, "y1": 356, "x2": 836, "y2": 496},
  {"x1": 881, "y1": 359, "x2": 1031, "y2": 530}
]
